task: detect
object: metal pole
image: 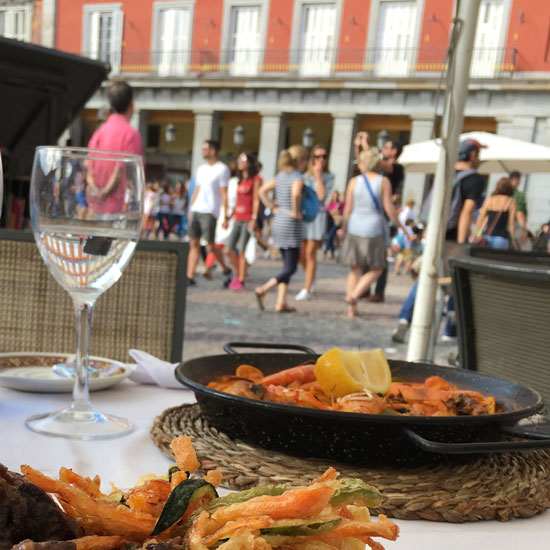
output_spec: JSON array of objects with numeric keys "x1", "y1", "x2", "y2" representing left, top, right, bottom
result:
[{"x1": 407, "y1": 0, "x2": 481, "y2": 362}]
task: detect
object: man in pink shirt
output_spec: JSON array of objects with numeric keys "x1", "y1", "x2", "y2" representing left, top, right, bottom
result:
[{"x1": 87, "y1": 81, "x2": 144, "y2": 214}]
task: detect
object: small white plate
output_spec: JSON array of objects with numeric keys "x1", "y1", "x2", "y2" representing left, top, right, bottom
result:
[{"x1": 0, "y1": 352, "x2": 132, "y2": 393}]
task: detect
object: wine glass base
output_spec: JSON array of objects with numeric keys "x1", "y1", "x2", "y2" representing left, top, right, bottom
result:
[{"x1": 25, "y1": 408, "x2": 134, "y2": 440}]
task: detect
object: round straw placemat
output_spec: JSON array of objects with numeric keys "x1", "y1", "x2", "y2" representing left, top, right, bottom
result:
[{"x1": 151, "y1": 404, "x2": 550, "y2": 523}]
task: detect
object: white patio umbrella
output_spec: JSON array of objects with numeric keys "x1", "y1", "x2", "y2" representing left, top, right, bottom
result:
[{"x1": 399, "y1": 131, "x2": 550, "y2": 174}]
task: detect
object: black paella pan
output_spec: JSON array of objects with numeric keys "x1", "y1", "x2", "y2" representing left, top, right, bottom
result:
[{"x1": 175, "y1": 342, "x2": 550, "y2": 465}]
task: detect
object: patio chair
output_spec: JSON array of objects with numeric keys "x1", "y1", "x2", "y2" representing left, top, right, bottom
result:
[
  {"x1": 0, "y1": 229, "x2": 188, "y2": 362},
  {"x1": 449, "y1": 255, "x2": 550, "y2": 407}
]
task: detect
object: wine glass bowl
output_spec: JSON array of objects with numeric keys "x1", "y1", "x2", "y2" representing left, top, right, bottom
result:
[{"x1": 26, "y1": 146, "x2": 144, "y2": 439}]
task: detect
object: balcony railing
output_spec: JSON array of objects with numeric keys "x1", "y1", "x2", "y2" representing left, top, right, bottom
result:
[{"x1": 84, "y1": 47, "x2": 516, "y2": 80}]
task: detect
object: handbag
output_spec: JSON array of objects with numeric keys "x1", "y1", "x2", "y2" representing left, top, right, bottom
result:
[{"x1": 244, "y1": 232, "x2": 257, "y2": 265}]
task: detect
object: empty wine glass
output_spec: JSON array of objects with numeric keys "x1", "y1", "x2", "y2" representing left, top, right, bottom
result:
[{"x1": 26, "y1": 146, "x2": 144, "y2": 439}]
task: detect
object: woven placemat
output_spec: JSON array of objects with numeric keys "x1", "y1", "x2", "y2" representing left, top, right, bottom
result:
[{"x1": 151, "y1": 404, "x2": 550, "y2": 523}]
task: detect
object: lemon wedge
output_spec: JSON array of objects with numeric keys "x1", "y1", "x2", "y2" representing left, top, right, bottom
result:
[{"x1": 314, "y1": 348, "x2": 392, "y2": 398}]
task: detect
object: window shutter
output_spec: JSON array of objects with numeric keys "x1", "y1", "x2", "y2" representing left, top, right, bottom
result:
[
  {"x1": 111, "y1": 9, "x2": 124, "y2": 73},
  {"x1": 89, "y1": 11, "x2": 100, "y2": 59}
]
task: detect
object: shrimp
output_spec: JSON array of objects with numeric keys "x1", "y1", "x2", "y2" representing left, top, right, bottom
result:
[
  {"x1": 334, "y1": 391, "x2": 386, "y2": 414},
  {"x1": 265, "y1": 384, "x2": 332, "y2": 410},
  {"x1": 259, "y1": 363, "x2": 316, "y2": 386}
]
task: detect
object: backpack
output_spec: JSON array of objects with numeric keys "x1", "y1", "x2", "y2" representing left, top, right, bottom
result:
[
  {"x1": 420, "y1": 168, "x2": 476, "y2": 230},
  {"x1": 301, "y1": 185, "x2": 320, "y2": 222}
]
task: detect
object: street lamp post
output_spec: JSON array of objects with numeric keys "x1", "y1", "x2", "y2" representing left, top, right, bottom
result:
[{"x1": 302, "y1": 127, "x2": 315, "y2": 148}]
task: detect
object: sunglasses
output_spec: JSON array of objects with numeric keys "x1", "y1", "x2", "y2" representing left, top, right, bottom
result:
[
  {"x1": 238, "y1": 156, "x2": 248, "y2": 162},
  {"x1": 314, "y1": 154, "x2": 328, "y2": 159}
]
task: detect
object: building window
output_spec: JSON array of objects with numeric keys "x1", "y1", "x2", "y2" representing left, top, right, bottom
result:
[
  {"x1": 152, "y1": 1, "x2": 193, "y2": 76},
  {"x1": 82, "y1": 3, "x2": 124, "y2": 74},
  {"x1": 228, "y1": 5, "x2": 262, "y2": 76},
  {"x1": 0, "y1": 5, "x2": 32, "y2": 42},
  {"x1": 299, "y1": 3, "x2": 337, "y2": 76},
  {"x1": 374, "y1": 0, "x2": 418, "y2": 77},
  {"x1": 470, "y1": 0, "x2": 507, "y2": 78}
]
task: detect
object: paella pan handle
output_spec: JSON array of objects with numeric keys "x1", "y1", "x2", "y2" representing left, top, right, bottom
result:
[
  {"x1": 402, "y1": 426, "x2": 550, "y2": 454},
  {"x1": 224, "y1": 342, "x2": 316, "y2": 355}
]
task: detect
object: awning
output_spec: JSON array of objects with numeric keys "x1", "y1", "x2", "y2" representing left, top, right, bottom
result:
[{"x1": 0, "y1": 36, "x2": 109, "y2": 177}]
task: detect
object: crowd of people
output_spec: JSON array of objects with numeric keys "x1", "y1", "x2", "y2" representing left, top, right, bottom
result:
[{"x1": 88, "y1": 80, "x2": 548, "y2": 330}]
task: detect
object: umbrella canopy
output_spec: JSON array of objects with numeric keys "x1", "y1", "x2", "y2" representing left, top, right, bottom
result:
[{"x1": 399, "y1": 131, "x2": 550, "y2": 174}]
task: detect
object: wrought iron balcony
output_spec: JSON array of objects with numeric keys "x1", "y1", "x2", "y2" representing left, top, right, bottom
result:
[{"x1": 84, "y1": 47, "x2": 517, "y2": 80}]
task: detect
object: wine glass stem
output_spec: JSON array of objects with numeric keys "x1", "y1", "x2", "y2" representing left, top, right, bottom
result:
[{"x1": 71, "y1": 300, "x2": 95, "y2": 413}]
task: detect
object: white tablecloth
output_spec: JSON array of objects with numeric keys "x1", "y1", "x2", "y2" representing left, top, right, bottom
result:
[{"x1": 1, "y1": 380, "x2": 548, "y2": 549}]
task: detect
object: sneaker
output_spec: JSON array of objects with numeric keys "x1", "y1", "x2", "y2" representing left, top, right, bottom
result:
[
  {"x1": 391, "y1": 320, "x2": 409, "y2": 343},
  {"x1": 367, "y1": 295, "x2": 384, "y2": 303},
  {"x1": 222, "y1": 269, "x2": 233, "y2": 288},
  {"x1": 441, "y1": 334, "x2": 457, "y2": 342},
  {"x1": 295, "y1": 288, "x2": 312, "y2": 301},
  {"x1": 187, "y1": 277, "x2": 196, "y2": 286},
  {"x1": 230, "y1": 278, "x2": 244, "y2": 291}
]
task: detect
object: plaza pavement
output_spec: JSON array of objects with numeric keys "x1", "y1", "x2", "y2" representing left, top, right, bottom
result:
[{"x1": 182, "y1": 253, "x2": 456, "y2": 366}]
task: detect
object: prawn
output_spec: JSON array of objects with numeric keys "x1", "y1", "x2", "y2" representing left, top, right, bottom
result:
[
  {"x1": 259, "y1": 363, "x2": 316, "y2": 386},
  {"x1": 334, "y1": 391, "x2": 386, "y2": 414},
  {"x1": 265, "y1": 384, "x2": 332, "y2": 410}
]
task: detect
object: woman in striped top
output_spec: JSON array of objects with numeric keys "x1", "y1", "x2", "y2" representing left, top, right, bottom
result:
[{"x1": 255, "y1": 145, "x2": 308, "y2": 312}]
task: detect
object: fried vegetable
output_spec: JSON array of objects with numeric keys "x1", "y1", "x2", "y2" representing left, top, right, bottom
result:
[
  {"x1": 327, "y1": 478, "x2": 382, "y2": 508},
  {"x1": 206, "y1": 485, "x2": 290, "y2": 513},
  {"x1": 151, "y1": 479, "x2": 218, "y2": 536},
  {"x1": 259, "y1": 517, "x2": 342, "y2": 537},
  {"x1": 171, "y1": 436, "x2": 200, "y2": 474}
]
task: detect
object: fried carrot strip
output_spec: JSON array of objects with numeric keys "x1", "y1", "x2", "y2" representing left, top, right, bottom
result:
[
  {"x1": 312, "y1": 467, "x2": 339, "y2": 484},
  {"x1": 60, "y1": 468, "x2": 105, "y2": 498},
  {"x1": 235, "y1": 364, "x2": 264, "y2": 381},
  {"x1": 21, "y1": 466, "x2": 156, "y2": 538},
  {"x1": 72, "y1": 535, "x2": 126, "y2": 550},
  {"x1": 203, "y1": 516, "x2": 273, "y2": 547},
  {"x1": 313, "y1": 515, "x2": 399, "y2": 542},
  {"x1": 209, "y1": 484, "x2": 334, "y2": 528},
  {"x1": 171, "y1": 435, "x2": 200, "y2": 474}
]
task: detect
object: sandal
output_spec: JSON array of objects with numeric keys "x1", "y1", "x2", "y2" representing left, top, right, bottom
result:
[
  {"x1": 275, "y1": 305, "x2": 296, "y2": 313},
  {"x1": 254, "y1": 288, "x2": 265, "y2": 311}
]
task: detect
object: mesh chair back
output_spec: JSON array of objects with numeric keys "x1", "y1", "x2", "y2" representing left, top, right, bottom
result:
[
  {"x1": 0, "y1": 230, "x2": 187, "y2": 362},
  {"x1": 451, "y1": 256, "x2": 550, "y2": 407}
]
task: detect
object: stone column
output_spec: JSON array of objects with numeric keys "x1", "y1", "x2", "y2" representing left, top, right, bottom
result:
[
  {"x1": 403, "y1": 114, "x2": 434, "y2": 214},
  {"x1": 41, "y1": 0, "x2": 57, "y2": 48},
  {"x1": 191, "y1": 111, "x2": 220, "y2": 177},
  {"x1": 131, "y1": 109, "x2": 149, "y2": 149},
  {"x1": 258, "y1": 111, "x2": 286, "y2": 181},
  {"x1": 329, "y1": 113, "x2": 356, "y2": 193}
]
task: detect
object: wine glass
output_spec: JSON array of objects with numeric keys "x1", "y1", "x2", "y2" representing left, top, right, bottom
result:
[{"x1": 26, "y1": 146, "x2": 144, "y2": 439}]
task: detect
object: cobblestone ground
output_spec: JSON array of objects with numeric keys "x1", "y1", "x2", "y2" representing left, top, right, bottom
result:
[{"x1": 182, "y1": 252, "x2": 456, "y2": 366}]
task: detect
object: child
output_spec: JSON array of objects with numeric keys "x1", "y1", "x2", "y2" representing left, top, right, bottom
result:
[{"x1": 394, "y1": 219, "x2": 416, "y2": 275}]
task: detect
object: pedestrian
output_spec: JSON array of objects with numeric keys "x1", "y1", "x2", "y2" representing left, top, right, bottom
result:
[
  {"x1": 186, "y1": 139, "x2": 233, "y2": 286},
  {"x1": 324, "y1": 190, "x2": 345, "y2": 259},
  {"x1": 171, "y1": 181, "x2": 187, "y2": 239},
  {"x1": 86, "y1": 80, "x2": 144, "y2": 214},
  {"x1": 471, "y1": 177, "x2": 516, "y2": 249},
  {"x1": 442, "y1": 138, "x2": 487, "y2": 340},
  {"x1": 509, "y1": 170, "x2": 528, "y2": 241},
  {"x1": 254, "y1": 145, "x2": 308, "y2": 313},
  {"x1": 156, "y1": 180, "x2": 173, "y2": 240},
  {"x1": 296, "y1": 144, "x2": 335, "y2": 301},
  {"x1": 225, "y1": 151, "x2": 261, "y2": 291},
  {"x1": 339, "y1": 148, "x2": 407, "y2": 318}
]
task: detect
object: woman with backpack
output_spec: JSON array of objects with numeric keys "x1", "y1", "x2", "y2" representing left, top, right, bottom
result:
[
  {"x1": 255, "y1": 145, "x2": 308, "y2": 312},
  {"x1": 295, "y1": 145, "x2": 335, "y2": 301},
  {"x1": 339, "y1": 147, "x2": 407, "y2": 318}
]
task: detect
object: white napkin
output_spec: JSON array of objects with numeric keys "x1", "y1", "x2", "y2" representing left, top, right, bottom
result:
[{"x1": 128, "y1": 349, "x2": 184, "y2": 389}]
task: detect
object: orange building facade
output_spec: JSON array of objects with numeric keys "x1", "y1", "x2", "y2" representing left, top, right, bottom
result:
[{"x1": 3, "y1": 0, "x2": 550, "y2": 227}]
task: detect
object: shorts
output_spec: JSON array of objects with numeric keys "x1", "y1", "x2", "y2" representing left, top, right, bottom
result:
[
  {"x1": 76, "y1": 191, "x2": 88, "y2": 208},
  {"x1": 227, "y1": 221, "x2": 251, "y2": 253},
  {"x1": 303, "y1": 211, "x2": 326, "y2": 241},
  {"x1": 341, "y1": 234, "x2": 386, "y2": 269},
  {"x1": 399, "y1": 247, "x2": 413, "y2": 260},
  {"x1": 188, "y1": 212, "x2": 217, "y2": 244}
]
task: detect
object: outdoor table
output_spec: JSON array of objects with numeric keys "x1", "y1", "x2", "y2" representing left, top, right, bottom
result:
[{"x1": 1, "y1": 379, "x2": 547, "y2": 550}]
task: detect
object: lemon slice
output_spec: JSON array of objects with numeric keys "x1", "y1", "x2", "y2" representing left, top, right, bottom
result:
[{"x1": 314, "y1": 348, "x2": 392, "y2": 398}]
